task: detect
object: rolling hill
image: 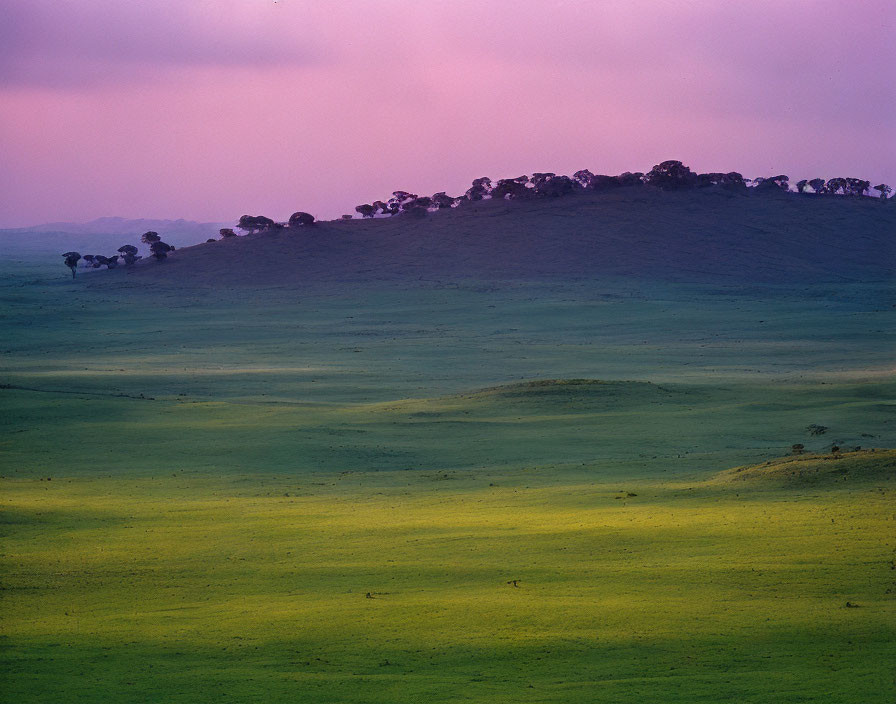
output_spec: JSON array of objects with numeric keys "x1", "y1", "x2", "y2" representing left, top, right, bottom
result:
[{"x1": 79, "y1": 187, "x2": 895, "y2": 288}]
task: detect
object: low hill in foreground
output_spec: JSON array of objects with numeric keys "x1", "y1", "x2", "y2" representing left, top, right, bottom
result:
[
  {"x1": 714, "y1": 448, "x2": 896, "y2": 486},
  {"x1": 88, "y1": 188, "x2": 893, "y2": 287}
]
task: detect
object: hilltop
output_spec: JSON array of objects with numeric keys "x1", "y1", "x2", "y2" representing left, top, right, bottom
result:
[{"x1": 83, "y1": 187, "x2": 893, "y2": 288}]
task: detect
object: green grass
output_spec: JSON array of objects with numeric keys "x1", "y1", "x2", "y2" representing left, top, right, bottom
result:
[
  {"x1": 1, "y1": 270, "x2": 894, "y2": 702},
  {"x1": 2, "y1": 464, "x2": 893, "y2": 703}
]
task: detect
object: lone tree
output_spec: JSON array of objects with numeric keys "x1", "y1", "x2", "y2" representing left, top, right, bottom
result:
[
  {"x1": 150, "y1": 241, "x2": 174, "y2": 260},
  {"x1": 141, "y1": 231, "x2": 161, "y2": 245},
  {"x1": 117, "y1": 245, "x2": 141, "y2": 266},
  {"x1": 237, "y1": 215, "x2": 275, "y2": 234},
  {"x1": 219, "y1": 228, "x2": 237, "y2": 238},
  {"x1": 288, "y1": 212, "x2": 316, "y2": 227},
  {"x1": 62, "y1": 252, "x2": 81, "y2": 278},
  {"x1": 873, "y1": 183, "x2": 892, "y2": 200}
]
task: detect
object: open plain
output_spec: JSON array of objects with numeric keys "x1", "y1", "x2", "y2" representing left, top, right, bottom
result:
[{"x1": 1, "y1": 189, "x2": 894, "y2": 702}]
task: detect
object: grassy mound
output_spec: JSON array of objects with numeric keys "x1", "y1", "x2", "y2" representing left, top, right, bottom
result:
[{"x1": 715, "y1": 448, "x2": 896, "y2": 486}]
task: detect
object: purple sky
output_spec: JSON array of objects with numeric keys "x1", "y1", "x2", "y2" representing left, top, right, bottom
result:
[{"x1": 1, "y1": 0, "x2": 894, "y2": 227}]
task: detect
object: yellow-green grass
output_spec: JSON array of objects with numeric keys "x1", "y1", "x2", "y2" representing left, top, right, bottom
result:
[
  {"x1": 2, "y1": 274, "x2": 894, "y2": 701},
  {"x1": 2, "y1": 458, "x2": 893, "y2": 703}
]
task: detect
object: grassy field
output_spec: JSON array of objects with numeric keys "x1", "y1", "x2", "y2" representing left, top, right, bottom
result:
[{"x1": 1, "y1": 263, "x2": 894, "y2": 702}]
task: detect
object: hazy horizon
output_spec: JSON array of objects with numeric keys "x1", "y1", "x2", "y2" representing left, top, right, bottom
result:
[{"x1": 2, "y1": 0, "x2": 894, "y2": 228}]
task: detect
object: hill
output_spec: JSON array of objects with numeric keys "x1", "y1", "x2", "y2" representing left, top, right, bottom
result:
[
  {"x1": 82, "y1": 188, "x2": 894, "y2": 287},
  {"x1": 714, "y1": 448, "x2": 896, "y2": 486}
]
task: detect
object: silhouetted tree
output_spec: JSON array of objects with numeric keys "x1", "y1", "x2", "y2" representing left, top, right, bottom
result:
[
  {"x1": 117, "y1": 245, "x2": 141, "y2": 266},
  {"x1": 141, "y1": 231, "x2": 161, "y2": 244},
  {"x1": 491, "y1": 176, "x2": 530, "y2": 200},
  {"x1": 796, "y1": 179, "x2": 808, "y2": 193},
  {"x1": 808, "y1": 178, "x2": 826, "y2": 194},
  {"x1": 430, "y1": 192, "x2": 457, "y2": 209},
  {"x1": 355, "y1": 204, "x2": 376, "y2": 218},
  {"x1": 82, "y1": 254, "x2": 96, "y2": 267},
  {"x1": 372, "y1": 200, "x2": 390, "y2": 216},
  {"x1": 105, "y1": 255, "x2": 120, "y2": 269},
  {"x1": 386, "y1": 191, "x2": 417, "y2": 213},
  {"x1": 533, "y1": 174, "x2": 575, "y2": 197},
  {"x1": 237, "y1": 215, "x2": 275, "y2": 234},
  {"x1": 573, "y1": 169, "x2": 595, "y2": 189},
  {"x1": 206, "y1": 238, "x2": 216, "y2": 243},
  {"x1": 150, "y1": 241, "x2": 174, "y2": 260},
  {"x1": 844, "y1": 178, "x2": 870, "y2": 196},
  {"x1": 825, "y1": 178, "x2": 846, "y2": 195},
  {"x1": 873, "y1": 183, "x2": 892, "y2": 200},
  {"x1": 464, "y1": 178, "x2": 492, "y2": 201},
  {"x1": 288, "y1": 212, "x2": 315, "y2": 227},
  {"x1": 62, "y1": 252, "x2": 81, "y2": 278},
  {"x1": 219, "y1": 228, "x2": 237, "y2": 238},
  {"x1": 645, "y1": 160, "x2": 696, "y2": 190},
  {"x1": 755, "y1": 175, "x2": 789, "y2": 191}
]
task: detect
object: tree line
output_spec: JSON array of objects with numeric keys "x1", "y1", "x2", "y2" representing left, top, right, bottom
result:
[
  {"x1": 61, "y1": 231, "x2": 175, "y2": 277},
  {"x1": 63, "y1": 160, "x2": 891, "y2": 276}
]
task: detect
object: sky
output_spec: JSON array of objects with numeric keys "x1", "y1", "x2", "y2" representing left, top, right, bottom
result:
[{"x1": 1, "y1": 0, "x2": 894, "y2": 227}]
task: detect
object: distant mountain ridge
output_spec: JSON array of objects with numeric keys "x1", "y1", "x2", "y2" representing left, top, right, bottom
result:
[
  {"x1": 3, "y1": 216, "x2": 230, "y2": 236},
  {"x1": 1, "y1": 217, "x2": 231, "y2": 254}
]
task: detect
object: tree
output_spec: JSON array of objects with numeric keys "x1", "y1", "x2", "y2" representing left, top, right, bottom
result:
[
  {"x1": 844, "y1": 178, "x2": 870, "y2": 197},
  {"x1": 62, "y1": 252, "x2": 81, "y2": 278},
  {"x1": 796, "y1": 179, "x2": 808, "y2": 193},
  {"x1": 355, "y1": 204, "x2": 376, "y2": 218},
  {"x1": 491, "y1": 177, "x2": 530, "y2": 200},
  {"x1": 206, "y1": 238, "x2": 216, "y2": 243},
  {"x1": 288, "y1": 212, "x2": 315, "y2": 227},
  {"x1": 150, "y1": 241, "x2": 174, "y2": 260},
  {"x1": 105, "y1": 255, "x2": 120, "y2": 269},
  {"x1": 573, "y1": 169, "x2": 595, "y2": 189},
  {"x1": 82, "y1": 254, "x2": 96, "y2": 267},
  {"x1": 141, "y1": 231, "x2": 161, "y2": 244},
  {"x1": 533, "y1": 174, "x2": 575, "y2": 197},
  {"x1": 341, "y1": 214, "x2": 353, "y2": 220},
  {"x1": 755, "y1": 174, "x2": 789, "y2": 191},
  {"x1": 237, "y1": 215, "x2": 275, "y2": 234},
  {"x1": 873, "y1": 183, "x2": 892, "y2": 200},
  {"x1": 372, "y1": 200, "x2": 390, "y2": 216},
  {"x1": 464, "y1": 178, "x2": 492, "y2": 201},
  {"x1": 388, "y1": 191, "x2": 417, "y2": 213},
  {"x1": 644, "y1": 160, "x2": 697, "y2": 190},
  {"x1": 219, "y1": 228, "x2": 237, "y2": 238},
  {"x1": 808, "y1": 178, "x2": 826, "y2": 194},
  {"x1": 430, "y1": 192, "x2": 457, "y2": 209},
  {"x1": 117, "y1": 244, "x2": 141, "y2": 266}
]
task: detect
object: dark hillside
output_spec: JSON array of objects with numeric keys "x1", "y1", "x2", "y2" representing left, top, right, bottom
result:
[{"x1": 87, "y1": 188, "x2": 893, "y2": 287}]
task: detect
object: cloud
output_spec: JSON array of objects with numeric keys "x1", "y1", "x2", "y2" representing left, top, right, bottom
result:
[{"x1": 0, "y1": 0, "x2": 330, "y2": 88}]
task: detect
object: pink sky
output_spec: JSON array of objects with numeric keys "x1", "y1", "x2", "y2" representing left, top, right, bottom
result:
[{"x1": 1, "y1": 0, "x2": 894, "y2": 227}]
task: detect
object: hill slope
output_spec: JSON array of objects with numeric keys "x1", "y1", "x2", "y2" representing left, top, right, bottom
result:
[{"x1": 89, "y1": 188, "x2": 894, "y2": 287}]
